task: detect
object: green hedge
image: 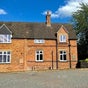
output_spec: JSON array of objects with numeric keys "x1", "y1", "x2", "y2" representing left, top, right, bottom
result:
[{"x1": 80, "y1": 58, "x2": 88, "y2": 63}]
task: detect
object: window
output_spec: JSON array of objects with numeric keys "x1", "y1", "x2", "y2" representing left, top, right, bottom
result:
[
  {"x1": 35, "y1": 50, "x2": 43, "y2": 61},
  {"x1": 0, "y1": 35, "x2": 12, "y2": 43},
  {"x1": 34, "y1": 39, "x2": 45, "y2": 43},
  {"x1": 60, "y1": 35, "x2": 66, "y2": 42},
  {"x1": 60, "y1": 51, "x2": 67, "y2": 61},
  {"x1": 0, "y1": 51, "x2": 11, "y2": 63}
]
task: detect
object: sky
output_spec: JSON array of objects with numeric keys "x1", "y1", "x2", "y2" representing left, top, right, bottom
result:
[{"x1": 0, "y1": 0, "x2": 88, "y2": 23}]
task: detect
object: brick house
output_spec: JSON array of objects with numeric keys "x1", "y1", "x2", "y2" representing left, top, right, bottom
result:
[{"x1": 0, "y1": 12, "x2": 78, "y2": 72}]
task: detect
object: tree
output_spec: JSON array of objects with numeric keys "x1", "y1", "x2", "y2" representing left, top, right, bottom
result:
[{"x1": 72, "y1": 3, "x2": 88, "y2": 60}]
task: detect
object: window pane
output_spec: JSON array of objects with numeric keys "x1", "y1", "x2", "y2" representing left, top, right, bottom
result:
[
  {"x1": 3, "y1": 55, "x2": 6, "y2": 62},
  {"x1": 40, "y1": 54, "x2": 43, "y2": 60},
  {"x1": 7, "y1": 51, "x2": 10, "y2": 54},
  {"x1": 60, "y1": 36, "x2": 62, "y2": 42},
  {"x1": 60, "y1": 35, "x2": 66, "y2": 42},
  {"x1": 0, "y1": 35, "x2": 11, "y2": 43},
  {"x1": 0, "y1": 52, "x2": 2, "y2": 54},
  {"x1": 36, "y1": 51, "x2": 39, "y2": 54},
  {"x1": 40, "y1": 51, "x2": 42, "y2": 53},
  {"x1": 0, "y1": 51, "x2": 11, "y2": 63},
  {"x1": 60, "y1": 55, "x2": 62, "y2": 60},
  {"x1": 36, "y1": 50, "x2": 43, "y2": 61},
  {"x1": 0, "y1": 55, "x2": 2, "y2": 62},
  {"x1": 63, "y1": 36, "x2": 66, "y2": 42},
  {"x1": 3, "y1": 35, "x2": 7, "y2": 42},
  {"x1": 60, "y1": 51, "x2": 62, "y2": 54},
  {"x1": 8, "y1": 35, "x2": 11, "y2": 42},
  {"x1": 4, "y1": 51, "x2": 6, "y2": 54},
  {"x1": 64, "y1": 55, "x2": 66, "y2": 60},
  {"x1": 0, "y1": 35, "x2": 3, "y2": 42},
  {"x1": 37, "y1": 55, "x2": 39, "y2": 60},
  {"x1": 60, "y1": 51, "x2": 67, "y2": 61},
  {"x1": 34, "y1": 39, "x2": 44, "y2": 43},
  {"x1": 7, "y1": 55, "x2": 10, "y2": 62}
]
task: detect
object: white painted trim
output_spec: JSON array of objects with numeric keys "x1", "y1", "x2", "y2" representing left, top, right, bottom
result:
[
  {"x1": 35, "y1": 50, "x2": 44, "y2": 62},
  {"x1": 0, "y1": 24, "x2": 12, "y2": 34},
  {"x1": 59, "y1": 50, "x2": 67, "y2": 61},
  {"x1": 0, "y1": 50, "x2": 11, "y2": 64},
  {"x1": 34, "y1": 39, "x2": 45, "y2": 44},
  {"x1": 0, "y1": 34, "x2": 12, "y2": 43},
  {"x1": 59, "y1": 35, "x2": 66, "y2": 43}
]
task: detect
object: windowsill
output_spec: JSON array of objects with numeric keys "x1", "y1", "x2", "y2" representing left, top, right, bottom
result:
[
  {"x1": 59, "y1": 60, "x2": 67, "y2": 62},
  {"x1": 0, "y1": 42, "x2": 12, "y2": 44},
  {"x1": 34, "y1": 43, "x2": 44, "y2": 44},
  {"x1": 35, "y1": 60, "x2": 44, "y2": 62},
  {"x1": 0, "y1": 62, "x2": 11, "y2": 64},
  {"x1": 59, "y1": 42, "x2": 67, "y2": 44}
]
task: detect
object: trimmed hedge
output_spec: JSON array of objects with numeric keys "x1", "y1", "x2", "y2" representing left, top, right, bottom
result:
[
  {"x1": 76, "y1": 58, "x2": 88, "y2": 68},
  {"x1": 79, "y1": 58, "x2": 88, "y2": 68}
]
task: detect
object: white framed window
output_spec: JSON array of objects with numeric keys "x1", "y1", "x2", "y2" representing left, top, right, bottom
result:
[
  {"x1": 0, "y1": 35, "x2": 12, "y2": 43},
  {"x1": 35, "y1": 50, "x2": 43, "y2": 62},
  {"x1": 60, "y1": 35, "x2": 66, "y2": 42},
  {"x1": 0, "y1": 51, "x2": 11, "y2": 63},
  {"x1": 34, "y1": 39, "x2": 45, "y2": 43},
  {"x1": 60, "y1": 51, "x2": 67, "y2": 61}
]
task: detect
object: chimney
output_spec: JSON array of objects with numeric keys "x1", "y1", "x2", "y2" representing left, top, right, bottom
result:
[{"x1": 46, "y1": 11, "x2": 51, "y2": 26}]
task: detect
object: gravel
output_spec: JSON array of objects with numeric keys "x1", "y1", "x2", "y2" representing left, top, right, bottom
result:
[{"x1": 0, "y1": 69, "x2": 88, "y2": 88}]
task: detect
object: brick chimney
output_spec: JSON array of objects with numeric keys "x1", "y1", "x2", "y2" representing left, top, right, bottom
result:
[{"x1": 46, "y1": 11, "x2": 51, "y2": 26}]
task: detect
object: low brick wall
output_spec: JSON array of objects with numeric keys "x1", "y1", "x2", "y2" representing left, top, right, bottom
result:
[
  {"x1": 80, "y1": 61, "x2": 88, "y2": 68},
  {"x1": 76, "y1": 61, "x2": 88, "y2": 68}
]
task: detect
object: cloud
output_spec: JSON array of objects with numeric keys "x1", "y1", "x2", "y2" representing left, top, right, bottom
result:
[
  {"x1": 0, "y1": 9, "x2": 7, "y2": 15},
  {"x1": 42, "y1": 0, "x2": 88, "y2": 18}
]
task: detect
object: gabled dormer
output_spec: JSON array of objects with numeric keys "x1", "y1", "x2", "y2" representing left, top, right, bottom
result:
[
  {"x1": 57, "y1": 25, "x2": 69, "y2": 43},
  {"x1": 0, "y1": 24, "x2": 12, "y2": 43}
]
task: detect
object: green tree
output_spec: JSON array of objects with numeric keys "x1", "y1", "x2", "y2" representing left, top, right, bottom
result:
[{"x1": 72, "y1": 3, "x2": 88, "y2": 60}]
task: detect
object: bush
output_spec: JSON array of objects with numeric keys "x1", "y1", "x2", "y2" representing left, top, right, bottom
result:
[
  {"x1": 85, "y1": 58, "x2": 88, "y2": 62},
  {"x1": 79, "y1": 58, "x2": 88, "y2": 63}
]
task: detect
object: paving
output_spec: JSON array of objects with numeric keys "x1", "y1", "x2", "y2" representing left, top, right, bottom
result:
[{"x1": 0, "y1": 69, "x2": 88, "y2": 88}]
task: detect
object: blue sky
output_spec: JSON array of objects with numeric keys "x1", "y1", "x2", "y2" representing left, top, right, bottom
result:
[{"x1": 0, "y1": 0, "x2": 88, "y2": 23}]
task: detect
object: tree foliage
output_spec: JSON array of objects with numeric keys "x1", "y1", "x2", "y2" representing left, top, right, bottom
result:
[{"x1": 72, "y1": 3, "x2": 88, "y2": 60}]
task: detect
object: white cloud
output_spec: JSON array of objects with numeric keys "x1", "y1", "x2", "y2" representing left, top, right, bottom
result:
[
  {"x1": 42, "y1": 0, "x2": 88, "y2": 18},
  {"x1": 0, "y1": 9, "x2": 7, "y2": 15}
]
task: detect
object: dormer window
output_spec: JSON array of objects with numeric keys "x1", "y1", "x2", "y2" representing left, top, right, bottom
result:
[
  {"x1": 34, "y1": 39, "x2": 45, "y2": 44},
  {"x1": 60, "y1": 35, "x2": 66, "y2": 42},
  {"x1": 0, "y1": 34, "x2": 12, "y2": 43},
  {"x1": 0, "y1": 24, "x2": 12, "y2": 43}
]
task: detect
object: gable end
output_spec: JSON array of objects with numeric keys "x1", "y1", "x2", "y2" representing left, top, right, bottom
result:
[
  {"x1": 57, "y1": 25, "x2": 69, "y2": 34},
  {"x1": 0, "y1": 24, "x2": 12, "y2": 34}
]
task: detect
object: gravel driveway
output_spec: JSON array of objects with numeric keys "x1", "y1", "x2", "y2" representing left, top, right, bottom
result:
[{"x1": 0, "y1": 69, "x2": 88, "y2": 88}]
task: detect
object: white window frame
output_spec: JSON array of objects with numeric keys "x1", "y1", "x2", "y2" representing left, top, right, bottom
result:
[
  {"x1": 0, "y1": 51, "x2": 11, "y2": 63},
  {"x1": 0, "y1": 34, "x2": 12, "y2": 43},
  {"x1": 59, "y1": 51, "x2": 67, "y2": 61},
  {"x1": 35, "y1": 50, "x2": 43, "y2": 62},
  {"x1": 34, "y1": 39, "x2": 45, "y2": 44},
  {"x1": 59, "y1": 35, "x2": 66, "y2": 42}
]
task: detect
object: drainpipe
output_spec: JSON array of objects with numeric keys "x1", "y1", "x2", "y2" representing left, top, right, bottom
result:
[
  {"x1": 68, "y1": 39, "x2": 71, "y2": 68},
  {"x1": 52, "y1": 51, "x2": 54, "y2": 70},
  {"x1": 56, "y1": 35, "x2": 58, "y2": 69}
]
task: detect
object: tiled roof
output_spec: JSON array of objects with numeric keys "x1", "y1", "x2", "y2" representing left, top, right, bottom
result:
[
  {"x1": 0, "y1": 22, "x2": 77, "y2": 40},
  {"x1": 0, "y1": 24, "x2": 12, "y2": 34}
]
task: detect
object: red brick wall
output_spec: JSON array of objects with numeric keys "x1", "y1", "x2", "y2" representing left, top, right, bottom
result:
[
  {"x1": 0, "y1": 38, "x2": 78, "y2": 72},
  {"x1": 57, "y1": 26, "x2": 78, "y2": 69},
  {"x1": 26, "y1": 40, "x2": 57, "y2": 70},
  {"x1": 0, "y1": 39, "x2": 26, "y2": 72}
]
